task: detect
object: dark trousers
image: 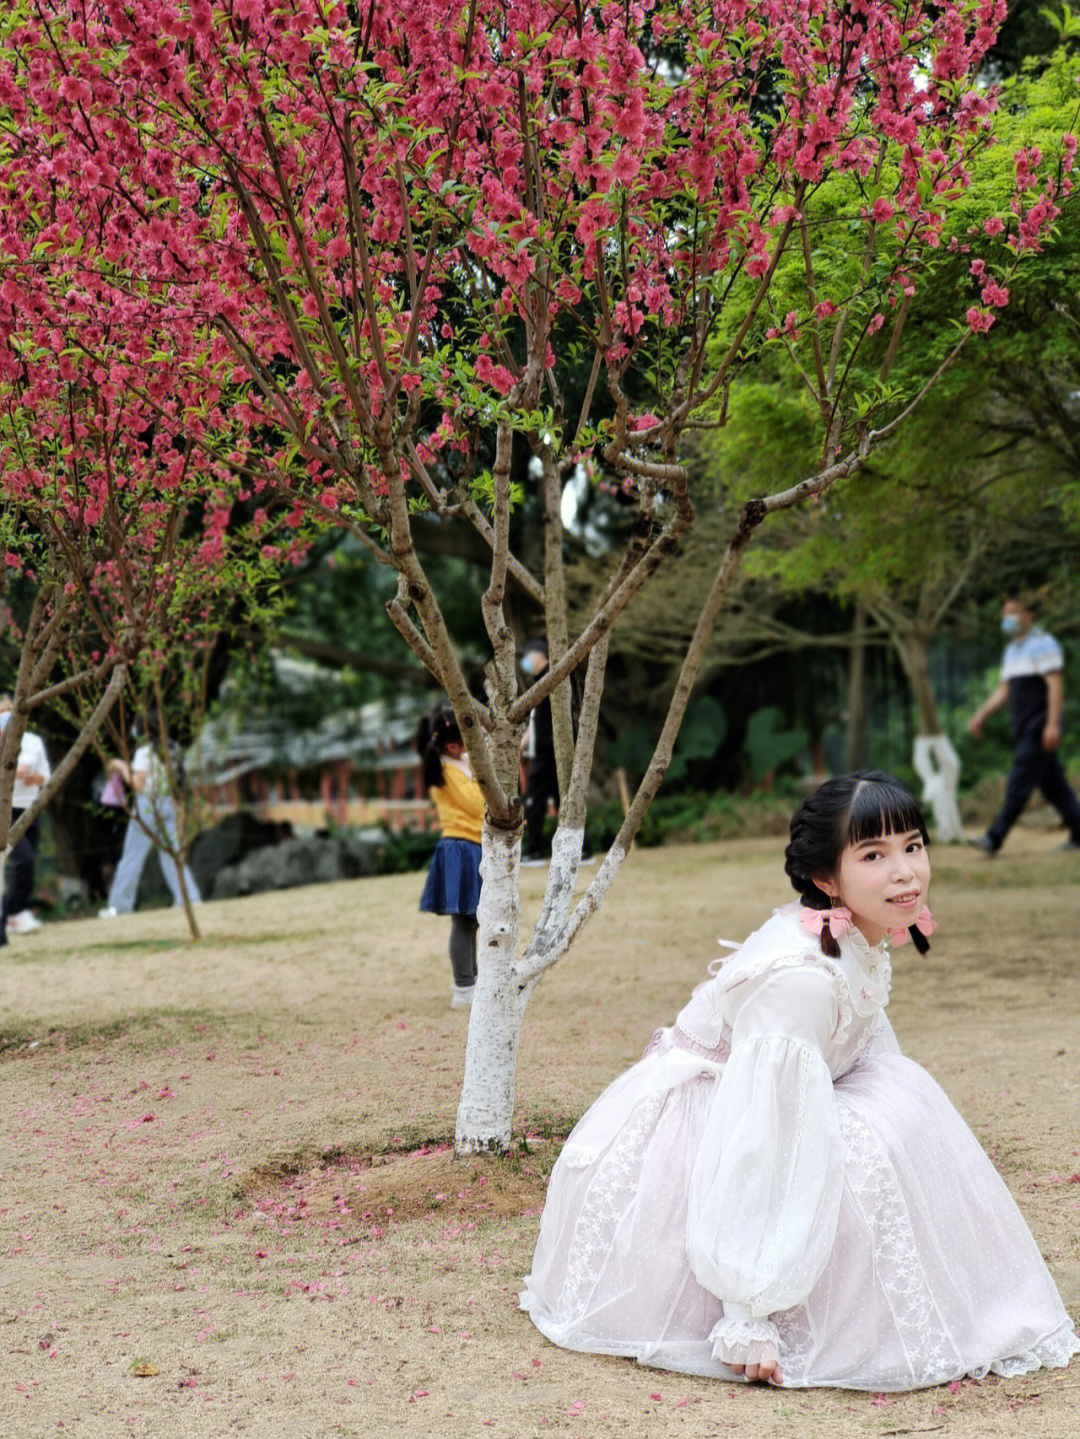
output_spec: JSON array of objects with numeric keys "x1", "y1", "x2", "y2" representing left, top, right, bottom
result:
[
  {"x1": 1, "y1": 808, "x2": 40, "y2": 943},
  {"x1": 449, "y1": 914, "x2": 478, "y2": 988},
  {"x1": 523, "y1": 753, "x2": 559, "y2": 858},
  {"x1": 987, "y1": 728, "x2": 1080, "y2": 848}
]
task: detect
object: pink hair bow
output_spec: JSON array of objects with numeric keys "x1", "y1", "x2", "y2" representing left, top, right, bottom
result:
[
  {"x1": 887, "y1": 905, "x2": 936, "y2": 946},
  {"x1": 800, "y1": 905, "x2": 853, "y2": 938}
]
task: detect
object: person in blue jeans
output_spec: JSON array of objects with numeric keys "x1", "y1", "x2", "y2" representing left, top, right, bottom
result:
[
  {"x1": 967, "y1": 595, "x2": 1080, "y2": 853},
  {"x1": 99, "y1": 723, "x2": 201, "y2": 915}
]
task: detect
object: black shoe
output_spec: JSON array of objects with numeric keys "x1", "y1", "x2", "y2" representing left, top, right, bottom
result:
[{"x1": 971, "y1": 835, "x2": 998, "y2": 855}]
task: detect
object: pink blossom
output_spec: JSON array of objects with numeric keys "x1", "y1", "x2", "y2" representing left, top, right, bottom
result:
[
  {"x1": 480, "y1": 81, "x2": 509, "y2": 109},
  {"x1": 612, "y1": 151, "x2": 640, "y2": 186},
  {"x1": 965, "y1": 306, "x2": 996, "y2": 333},
  {"x1": 474, "y1": 355, "x2": 517, "y2": 396}
]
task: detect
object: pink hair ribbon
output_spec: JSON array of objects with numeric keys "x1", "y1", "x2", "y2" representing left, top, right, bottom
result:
[
  {"x1": 887, "y1": 905, "x2": 936, "y2": 946},
  {"x1": 800, "y1": 905, "x2": 853, "y2": 938}
]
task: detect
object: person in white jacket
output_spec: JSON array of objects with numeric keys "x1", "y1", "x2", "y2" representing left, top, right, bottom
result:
[
  {"x1": 0, "y1": 698, "x2": 51, "y2": 941},
  {"x1": 521, "y1": 771, "x2": 1079, "y2": 1391},
  {"x1": 98, "y1": 720, "x2": 201, "y2": 917}
]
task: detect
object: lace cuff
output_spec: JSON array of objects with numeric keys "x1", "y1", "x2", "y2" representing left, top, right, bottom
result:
[{"x1": 709, "y1": 1307, "x2": 781, "y2": 1368}]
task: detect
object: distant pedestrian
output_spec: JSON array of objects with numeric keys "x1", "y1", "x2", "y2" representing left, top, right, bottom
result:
[
  {"x1": 967, "y1": 595, "x2": 1080, "y2": 853},
  {"x1": 98, "y1": 719, "x2": 201, "y2": 916},
  {"x1": 518, "y1": 639, "x2": 591, "y2": 866},
  {"x1": 416, "y1": 706, "x2": 483, "y2": 1010},
  {"x1": 520, "y1": 639, "x2": 558, "y2": 866},
  {"x1": 0, "y1": 698, "x2": 51, "y2": 943}
]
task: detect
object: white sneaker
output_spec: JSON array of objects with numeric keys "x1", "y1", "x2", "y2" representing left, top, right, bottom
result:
[
  {"x1": 8, "y1": 910, "x2": 42, "y2": 933},
  {"x1": 450, "y1": 984, "x2": 475, "y2": 1010},
  {"x1": 97, "y1": 906, "x2": 119, "y2": 919}
]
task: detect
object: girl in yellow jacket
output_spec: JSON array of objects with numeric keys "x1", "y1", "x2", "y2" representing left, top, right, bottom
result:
[{"x1": 417, "y1": 706, "x2": 484, "y2": 1009}]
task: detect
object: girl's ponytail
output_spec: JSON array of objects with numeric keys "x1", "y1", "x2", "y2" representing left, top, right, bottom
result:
[
  {"x1": 416, "y1": 705, "x2": 462, "y2": 792},
  {"x1": 421, "y1": 737, "x2": 445, "y2": 792}
]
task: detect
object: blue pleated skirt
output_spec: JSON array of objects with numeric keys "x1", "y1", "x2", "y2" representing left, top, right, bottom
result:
[{"x1": 419, "y1": 838, "x2": 482, "y2": 916}]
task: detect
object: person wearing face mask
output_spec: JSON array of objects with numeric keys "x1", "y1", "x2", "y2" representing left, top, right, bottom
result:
[{"x1": 967, "y1": 596, "x2": 1080, "y2": 853}]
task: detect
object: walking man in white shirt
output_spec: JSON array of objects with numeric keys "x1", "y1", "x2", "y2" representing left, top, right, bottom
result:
[
  {"x1": 967, "y1": 596, "x2": 1080, "y2": 853},
  {"x1": 0, "y1": 697, "x2": 51, "y2": 943}
]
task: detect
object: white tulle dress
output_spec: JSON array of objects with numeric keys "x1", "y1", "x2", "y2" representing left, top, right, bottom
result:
[{"x1": 521, "y1": 906, "x2": 1079, "y2": 1390}]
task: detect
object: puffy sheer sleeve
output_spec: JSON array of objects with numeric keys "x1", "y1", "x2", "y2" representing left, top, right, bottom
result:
[{"x1": 685, "y1": 963, "x2": 844, "y2": 1368}]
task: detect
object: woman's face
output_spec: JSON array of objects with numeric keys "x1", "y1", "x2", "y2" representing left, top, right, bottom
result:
[
  {"x1": 443, "y1": 740, "x2": 465, "y2": 760},
  {"x1": 819, "y1": 827, "x2": 931, "y2": 945}
]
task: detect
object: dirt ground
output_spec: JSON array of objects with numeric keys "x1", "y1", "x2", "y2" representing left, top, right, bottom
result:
[{"x1": 1, "y1": 830, "x2": 1078, "y2": 1439}]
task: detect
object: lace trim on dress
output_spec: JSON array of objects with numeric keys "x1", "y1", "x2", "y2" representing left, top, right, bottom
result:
[
  {"x1": 983, "y1": 1322, "x2": 1080, "y2": 1378},
  {"x1": 839, "y1": 1106, "x2": 960, "y2": 1387},
  {"x1": 838, "y1": 929, "x2": 892, "y2": 1016},
  {"x1": 709, "y1": 1313, "x2": 780, "y2": 1367},
  {"x1": 559, "y1": 1092, "x2": 667, "y2": 1323},
  {"x1": 815, "y1": 956, "x2": 855, "y2": 1047},
  {"x1": 679, "y1": 946, "x2": 824, "y2": 1051},
  {"x1": 772, "y1": 1302, "x2": 815, "y2": 1382},
  {"x1": 671, "y1": 1023, "x2": 730, "y2": 1064},
  {"x1": 846, "y1": 1009, "x2": 888, "y2": 1069}
]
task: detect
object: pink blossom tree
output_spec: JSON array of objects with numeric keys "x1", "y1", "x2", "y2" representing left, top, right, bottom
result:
[
  {"x1": 1, "y1": 0, "x2": 1070, "y2": 1149},
  {"x1": 0, "y1": 183, "x2": 290, "y2": 884}
]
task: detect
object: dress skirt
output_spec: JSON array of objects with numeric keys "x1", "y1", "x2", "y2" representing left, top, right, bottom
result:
[
  {"x1": 521, "y1": 1040, "x2": 1079, "y2": 1390},
  {"x1": 419, "y1": 837, "x2": 481, "y2": 915}
]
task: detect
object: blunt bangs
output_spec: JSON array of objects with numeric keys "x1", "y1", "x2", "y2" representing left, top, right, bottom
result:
[{"x1": 842, "y1": 774, "x2": 929, "y2": 849}]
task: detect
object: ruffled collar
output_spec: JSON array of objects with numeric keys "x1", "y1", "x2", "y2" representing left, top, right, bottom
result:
[{"x1": 837, "y1": 925, "x2": 892, "y2": 1015}]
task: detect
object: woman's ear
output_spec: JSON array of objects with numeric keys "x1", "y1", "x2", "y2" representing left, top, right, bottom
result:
[{"x1": 813, "y1": 875, "x2": 838, "y2": 900}]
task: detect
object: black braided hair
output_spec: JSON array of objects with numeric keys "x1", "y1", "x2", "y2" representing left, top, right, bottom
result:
[{"x1": 784, "y1": 770, "x2": 932, "y2": 958}]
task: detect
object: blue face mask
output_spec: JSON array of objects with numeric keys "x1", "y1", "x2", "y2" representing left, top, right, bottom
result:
[{"x1": 1001, "y1": 614, "x2": 1023, "y2": 638}]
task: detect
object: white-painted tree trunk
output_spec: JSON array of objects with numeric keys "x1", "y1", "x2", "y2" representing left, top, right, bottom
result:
[
  {"x1": 455, "y1": 821, "x2": 530, "y2": 1154},
  {"x1": 912, "y1": 733, "x2": 963, "y2": 842},
  {"x1": 454, "y1": 823, "x2": 587, "y2": 1154}
]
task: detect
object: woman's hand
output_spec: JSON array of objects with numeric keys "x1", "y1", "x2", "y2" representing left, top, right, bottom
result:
[
  {"x1": 728, "y1": 1357, "x2": 783, "y2": 1385},
  {"x1": 713, "y1": 1308, "x2": 783, "y2": 1384}
]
